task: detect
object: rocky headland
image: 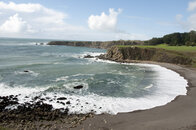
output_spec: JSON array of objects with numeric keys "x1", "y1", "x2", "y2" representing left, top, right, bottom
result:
[
  {"x1": 98, "y1": 46, "x2": 193, "y2": 65},
  {"x1": 48, "y1": 40, "x2": 194, "y2": 66},
  {"x1": 48, "y1": 40, "x2": 143, "y2": 49}
]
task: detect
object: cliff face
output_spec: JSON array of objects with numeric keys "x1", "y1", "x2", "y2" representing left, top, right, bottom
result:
[
  {"x1": 100, "y1": 46, "x2": 192, "y2": 65},
  {"x1": 48, "y1": 41, "x2": 143, "y2": 49}
]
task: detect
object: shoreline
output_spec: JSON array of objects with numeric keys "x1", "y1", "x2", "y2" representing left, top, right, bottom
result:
[
  {"x1": 73, "y1": 61, "x2": 196, "y2": 130},
  {"x1": 1, "y1": 57, "x2": 196, "y2": 129}
]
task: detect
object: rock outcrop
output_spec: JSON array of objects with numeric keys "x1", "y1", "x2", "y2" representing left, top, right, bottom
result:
[{"x1": 99, "y1": 46, "x2": 193, "y2": 65}]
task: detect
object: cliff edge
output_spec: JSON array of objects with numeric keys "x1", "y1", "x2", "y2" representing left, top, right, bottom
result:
[{"x1": 99, "y1": 46, "x2": 193, "y2": 65}]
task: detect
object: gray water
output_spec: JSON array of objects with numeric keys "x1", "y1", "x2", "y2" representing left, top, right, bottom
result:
[{"x1": 0, "y1": 38, "x2": 188, "y2": 114}]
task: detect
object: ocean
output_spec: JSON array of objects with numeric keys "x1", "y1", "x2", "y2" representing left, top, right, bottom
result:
[{"x1": 0, "y1": 38, "x2": 188, "y2": 114}]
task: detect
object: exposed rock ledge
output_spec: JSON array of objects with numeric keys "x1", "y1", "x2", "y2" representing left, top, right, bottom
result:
[{"x1": 98, "y1": 46, "x2": 192, "y2": 65}]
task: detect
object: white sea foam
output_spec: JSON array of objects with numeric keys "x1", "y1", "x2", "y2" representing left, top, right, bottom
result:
[
  {"x1": 15, "y1": 70, "x2": 39, "y2": 77},
  {"x1": 75, "y1": 52, "x2": 105, "y2": 59},
  {"x1": 144, "y1": 84, "x2": 153, "y2": 89},
  {"x1": 56, "y1": 76, "x2": 69, "y2": 82},
  {"x1": 0, "y1": 42, "x2": 48, "y2": 46},
  {"x1": 34, "y1": 42, "x2": 48, "y2": 46},
  {"x1": 55, "y1": 74, "x2": 95, "y2": 82},
  {"x1": 0, "y1": 61, "x2": 188, "y2": 115},
  {"x1": 0, "y1": 83, "x2": 47, "y2": 97}
]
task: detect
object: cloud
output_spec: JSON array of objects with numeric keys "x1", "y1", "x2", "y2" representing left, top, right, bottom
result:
[
  {"x1": 0, "y1": 1, "x2": 70, "y2": 37},
  {"x1": 0, "y1": 14, "x2": 31, "y2": 33},
  {"x1": 0, "y1": 1, "x2": 66, "y2": 24},
  {"x1": 187, "y1": 13, "x2": 196, "y2": 30},
  {"x1": 114, "y1": 32, "x2": 149, "y2": 40},
  {"x1": 188, "y1": 1, "x2": 196, "y2": 11},
  {"x1": 0, "y1": 1, "x2": 42, "y2": 13},
  {"x1": 0, "y1": 2, "x2": 147, "y2": 40},
  {"x1": 176, "y1": 1, "x2": 196, "y2": 31},
  {"x1": 88, "y1": 8, "x2": 122, "y2": 32}
]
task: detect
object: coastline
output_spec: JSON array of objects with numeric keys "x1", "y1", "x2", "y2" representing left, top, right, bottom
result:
[
  {"x1": 1, "y1": 47, "x2": 196, "y2": 129},
  {"x1": 73, "y1": 61, "x2": 196, "y2": 130}
]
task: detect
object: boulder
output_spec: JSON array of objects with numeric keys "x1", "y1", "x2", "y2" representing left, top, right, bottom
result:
[
  {"x1": 84, "y1": 55, "x2": 94, "y2": 58},
  {"x1": 74, "y1": 85, "x2": 83, "y2": 89},
  {"x1": 57, "y1": 97, "x2": 67, "y2": 100}
]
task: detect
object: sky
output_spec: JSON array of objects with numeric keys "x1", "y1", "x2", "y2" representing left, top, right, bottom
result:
[{"x1": 0, "y1": 0, "x2": 195, "y2": 41}]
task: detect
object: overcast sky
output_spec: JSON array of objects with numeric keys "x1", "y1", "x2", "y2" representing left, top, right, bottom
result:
[{"x1": 0, "y1": 0, "x2": 195, "y2": 41}]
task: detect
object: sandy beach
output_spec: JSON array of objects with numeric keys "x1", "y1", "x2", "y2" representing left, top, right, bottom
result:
[{"x1": 73, "y1": 62, "x2": 196, "y2": 130}]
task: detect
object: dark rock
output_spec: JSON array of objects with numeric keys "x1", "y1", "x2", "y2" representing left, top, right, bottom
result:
[
  {"x1": 0, "y1": 96, "x2": 19, "y2": 112},
  {"x1": 74, "y1": 85, "x2": 83, "y2": 89},
  {"x1": 60, "y1": 102, "x2": 65, "y2": 105},
  {"x1": 24, "y1": 70, "x2": 29, "y2": 73},
  {"x1": 33, "y1": 96, "x2": 40, "y2": 101},
  {"x1": 57, "y1": 97, "x2": 67, "y2": 100},
  {"x1": 84, "y1": 55, "x2": 94, "y2": 58},
  {"x1": 40, "y1": 98, "x2": 45, "y2": 101},
  {"x1": 66, "y1": 101, "x2": 71, "y2": 105}
]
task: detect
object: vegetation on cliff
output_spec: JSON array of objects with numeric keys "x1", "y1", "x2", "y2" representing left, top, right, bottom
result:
[
  {"x1": 145, "y1": 31, "x2": 196, "y2": 46},
  {"x1": 118, "y1": 44, "x2": 196, "y2": 52}
]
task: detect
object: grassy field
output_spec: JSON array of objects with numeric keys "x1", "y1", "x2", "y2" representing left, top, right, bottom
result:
[{"x1": 117, "y1": 44, "x2": 196, "y2": 52}]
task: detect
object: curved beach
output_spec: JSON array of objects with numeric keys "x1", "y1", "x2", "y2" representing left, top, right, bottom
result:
[{"x1": 73, "y1": 62, "x2": 196, "y2": 130}]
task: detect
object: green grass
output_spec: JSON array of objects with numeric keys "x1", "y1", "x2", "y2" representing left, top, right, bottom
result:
[{"x1": 117, "y1": 44, "x2": 196, "y2": 52}]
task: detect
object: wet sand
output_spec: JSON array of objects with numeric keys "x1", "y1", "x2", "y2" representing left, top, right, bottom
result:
[{"x1": 73, "y1": 62, "x2": 196, "y2": 130}]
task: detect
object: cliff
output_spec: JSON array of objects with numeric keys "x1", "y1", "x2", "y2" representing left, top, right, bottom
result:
[
  {"x1": 99, "y1": 46, "x2": 193, "y2": 65},
  {"x1": 47, "y1": 40, "x2": 144, "y2": 49}
]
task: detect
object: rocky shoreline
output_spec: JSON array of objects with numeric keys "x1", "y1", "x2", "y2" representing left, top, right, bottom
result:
[{"x1": 0, "y1": 95, "x2": 93, "y2": 129}]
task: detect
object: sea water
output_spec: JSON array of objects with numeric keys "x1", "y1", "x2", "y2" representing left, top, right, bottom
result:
[{"x1": 0, "y1": 38, "x2": 188, "y2": 114}]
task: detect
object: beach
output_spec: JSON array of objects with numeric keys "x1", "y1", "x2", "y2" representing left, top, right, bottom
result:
[{"x1": 72, "y1": 62, "x2": 196, "y2": 130}]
